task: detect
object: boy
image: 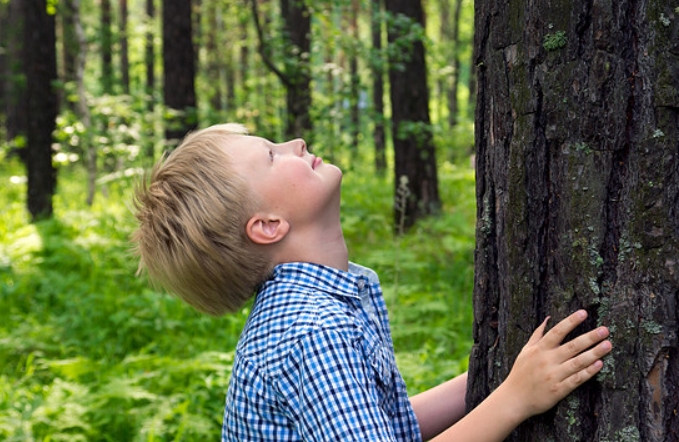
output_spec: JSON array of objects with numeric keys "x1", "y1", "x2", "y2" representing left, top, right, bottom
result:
[{"x1": 133, "y1": 123, "x2": 612, "y2": 441}]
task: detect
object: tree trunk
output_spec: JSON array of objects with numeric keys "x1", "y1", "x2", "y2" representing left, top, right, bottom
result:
[
  {"x1": 204, "y1": 0, "x2": 224, "y2": 111},
  {"x1": 370, "y1": 0, "x2": 386, "y2": 175},
  {"x1": 24, "y1": 0, "x2": 58, "y2": 220},
  {"x1": 385, "y1": 0, "x2": 440, "y2": 230},
  {"x1": 4, "y1": 0, "x2": 27, "y2": 148},
  {"x1": 238, "y1": 13, "x2": 250, "y2": 108},
  {"x1": 250, "y1": 0, "x2": 311, "y2": 140},
  {"x1": 119, "y1": 0, "x2": 130, "y2": 94},
  {"x1": 0, "y1": 2, "x2": 8, "y2": 128},
  {"x1": 145, "y1": 0, "x2": 155, "y2": 96},
  {"x1": 101, "y1": 0, "x2": 113, "y2": 94},
  {"x1": 348, "y1": 0, "x2": 361, "y2": 156},
  {"x1": 280, "y1": 0, "x2": 311, "y2": 139},
  {"x1": 447, "y1": 0, "x2": 462, "y2": 128},
  {"x1": 69, "y1": 0, "x2": 95, "y2": 206},
  {"x1": 58, "y1": 0, "x2": 78, "y2": 112},
  {"x1": 144, "y1": 0, "x2": 156, "y2": 161},
  {"x1": 162, "y1": 0, "x2": 197, "y2": 146},
  {"x1": 468, "y1": 0, "x2": 679, "y2": 441}
]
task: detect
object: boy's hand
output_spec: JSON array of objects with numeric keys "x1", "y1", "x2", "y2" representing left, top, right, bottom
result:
[{"x1": 502, "y1": 310, "x2": 612, "y2": 420}]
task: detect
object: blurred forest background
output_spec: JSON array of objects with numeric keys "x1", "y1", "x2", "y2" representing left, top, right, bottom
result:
[{"x1": 0, "y1": 0, "x2": 477, "y2": 439}]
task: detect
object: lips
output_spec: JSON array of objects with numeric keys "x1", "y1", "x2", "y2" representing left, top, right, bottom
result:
[{"x1": 312, "y1": 156, "x2": 322, "y2": 169}]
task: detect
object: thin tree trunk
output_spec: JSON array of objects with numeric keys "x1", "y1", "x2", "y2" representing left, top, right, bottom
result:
[
  {"x1": 204, "y1": 0, "x2": 223, "y2": 111},
  {"x1": 447, "y1": 0, "x2": 462, "y2": 128},
  {"x1": 238, "y1": 13, "x2": 250, "y2": 108},
  {"x1": 348, "y1": 0, "x2": 360, "y2": 155},
  {"x1": 101, "y1": 0, "x2": 113, "y2": 94},
  {"x1": 385, "y1": 0, "x2": 440, "y2": 229},
  {"x1": 0, "y1": 3, "x2": 6, "y2": 117},
  {"x1": 59, "y1": 0, "x2": 78, "y2": 111},
  {"x1": 68, "y1": 0, "x2": 95, "y2": 206},
  {"x1": 371, "y1": 0, "x2": 386, "y2": 174},
  {"x1": 280, "y1": 0, "x2": 311, "y2": 139},
  {"x1": 250, "y1": 0, "x2": 312, "y2": 139},
  {"x1": 144, "y1": 0, "x2": 156, "y2": 161},
  {"x1": 119, "y1": 0, "x2": 129, "y2": 94},
  {"x1": 469, "y1": 0, "x2": 679, "y2": 440},
  {"x1": 145, "y1": 0, "x2": 155, "y2": 95}
]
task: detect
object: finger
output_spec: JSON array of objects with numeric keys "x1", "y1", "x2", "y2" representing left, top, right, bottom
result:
[
  {"x1": 541, "y1": 310, "x2": 588, "y2": 347},
  {"x1": 564, "y1": 340, "x2": 612, "y2": 374},
  {"x1": 526, "y1": 316, "x2": 550, "y2": 346},
  {"x1": 559, "y1": 341, "x2": 612, "y2": 388},
  {"x1": 558, "y1": 326, "x2": 610, "y2": 360}
]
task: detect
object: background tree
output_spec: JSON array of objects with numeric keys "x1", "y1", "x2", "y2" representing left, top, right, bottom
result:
[
  {"x1": 100, "y1": 0, "x2": 114, "y2": 94},
  {"x1": 385, "y1": 0, "x2": 440, "y2": 229},
  {"x1": 4, "y1": 0, "x2": 27, "y2": 150},
  {"x1": 0, "y1": 1, "x2": 8, "y2": 133},
  {"x1": 251, "y1": 0, "x2": 311, "y2": 140},
  {"x1": 67, "y1": 0, "x2": 95, "y2": 205},
  {"x1": 144, "y1": 0, "x2": 156, "y2": 160},
  {"x1": 58, "y1": 0, "x2": 78, "y2": 111},
  {"x1": 347, "y1": 0, "x2": 361, "y2": 156},
  {"x1": 445, "y1": 0, "x2": 463, "y2": 128},
  {"x1": 370, "y1": 0, "x2": 386, "y2": 174},
  {"x1": 119, "y1": 0, "x2": 130, "y2": 94},
  {"x1": 162, "y1": 0, "x2": 197, "y2": 145},
  {"x1": 23, "y1": 0, "x2": 59, "y2": 220},
  {"x1": 468, "y1": 0, "x2": 679, "y2": 440}
]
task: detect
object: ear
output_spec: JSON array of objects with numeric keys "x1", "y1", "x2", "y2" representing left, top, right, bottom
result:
[{"x1": 246, "y1": 214, "x2": 290, "y2": 245}]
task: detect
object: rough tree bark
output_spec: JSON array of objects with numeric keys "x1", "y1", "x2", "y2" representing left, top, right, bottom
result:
[{"x1": 468, "y1": 0, "x2": 679, "y2": 441}]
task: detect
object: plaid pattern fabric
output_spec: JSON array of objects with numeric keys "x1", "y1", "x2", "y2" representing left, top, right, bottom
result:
[{"x1": 222, "y1": 262, "x2": 421, "y2": 442}]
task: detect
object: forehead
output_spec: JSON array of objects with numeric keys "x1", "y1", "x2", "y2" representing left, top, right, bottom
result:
[
  {"x1": 221, "y1": 135, "x2": 268, "y2": 155},
  {"x1": 220, "y1": 135, "x2": 270, "y2": 177}
]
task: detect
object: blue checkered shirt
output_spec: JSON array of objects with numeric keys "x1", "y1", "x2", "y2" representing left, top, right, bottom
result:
[{"x1": 222, "y1": 262, "x2": 422, "y2": 441}]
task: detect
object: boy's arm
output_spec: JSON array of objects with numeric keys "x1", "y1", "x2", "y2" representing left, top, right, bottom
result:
[
  {"x1": 409, "y1": 372, "x2": 468, "y2": 440},
  {"x1": 412, "y1": 310, "x2": 612, "y2": 442}
]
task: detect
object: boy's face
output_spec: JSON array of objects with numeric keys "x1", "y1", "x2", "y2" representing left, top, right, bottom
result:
[{"x1": 223, "y1": 135, "x2": 343, "y2": 224}]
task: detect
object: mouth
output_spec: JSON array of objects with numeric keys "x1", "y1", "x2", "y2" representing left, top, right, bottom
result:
[{"x1": 312, "y1": 156, "x2": 322, "y2": 169}]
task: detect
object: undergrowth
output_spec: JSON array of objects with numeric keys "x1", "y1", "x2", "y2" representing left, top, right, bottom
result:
[{"x1": 0, "y1": 157, "x2": 476, "y2": 441}]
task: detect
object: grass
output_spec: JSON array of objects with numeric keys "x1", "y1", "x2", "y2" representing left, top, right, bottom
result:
[{"x1": 0, "y1": 156, "x2": 476, "y2": 441}]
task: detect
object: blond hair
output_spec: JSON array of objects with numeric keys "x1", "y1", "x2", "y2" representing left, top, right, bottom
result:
[{"x1": 132, "y1": 123, "x2": 271, "y2": 315}]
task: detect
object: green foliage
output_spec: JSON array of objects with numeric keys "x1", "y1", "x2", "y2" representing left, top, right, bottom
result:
[
  {"x1": 543, "y1": 30, "x2": 568, "y2": 52},
  {"x1": 0, "y1": 152, "x2": 476, "y2": 439},
  {"x1": 54, "y1": 93, "x2": 154, "y2": 172}
]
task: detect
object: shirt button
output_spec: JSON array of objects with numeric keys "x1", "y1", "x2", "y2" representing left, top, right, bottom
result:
[{"x1": 357, "y1": 280, "x2": 365, "y2": 290}]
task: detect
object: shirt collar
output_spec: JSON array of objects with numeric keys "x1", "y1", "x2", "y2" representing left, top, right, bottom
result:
[{"x1": 261, "y1": 262, "x2": 377, "y2": 300}]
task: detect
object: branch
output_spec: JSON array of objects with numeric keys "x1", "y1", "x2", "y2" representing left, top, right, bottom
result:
[{"x1": 249, "y1": 0, "x2": 290, "y2": 87}]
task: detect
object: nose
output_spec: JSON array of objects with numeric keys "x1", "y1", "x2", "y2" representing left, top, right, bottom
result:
[{"x1": 277, "y1": 138, "x2": 306, "y2": 156}]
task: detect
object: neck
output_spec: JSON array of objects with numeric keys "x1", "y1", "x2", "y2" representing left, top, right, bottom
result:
[{"x1": 272, "y1": 221, "x2": 349, "y2": 272}]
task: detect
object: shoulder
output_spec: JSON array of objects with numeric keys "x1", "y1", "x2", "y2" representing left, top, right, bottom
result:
[{"x1": 236, "y1": 278, "x2": 363, "y2": 376}]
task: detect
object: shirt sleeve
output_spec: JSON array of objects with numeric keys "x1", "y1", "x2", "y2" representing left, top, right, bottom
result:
[{"x1": 276, "y1": 327, "x2": 397, "y2": 442}]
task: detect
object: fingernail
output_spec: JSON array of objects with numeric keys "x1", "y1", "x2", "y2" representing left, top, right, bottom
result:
[
  {"x1": 578, "y1": 310, "x2": 587, "y2": 319},
  {"x1": 598, "y1": 327, "x2": 608, "y2": 337}
]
